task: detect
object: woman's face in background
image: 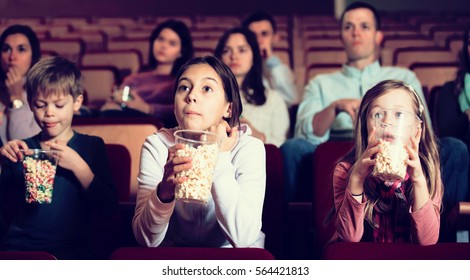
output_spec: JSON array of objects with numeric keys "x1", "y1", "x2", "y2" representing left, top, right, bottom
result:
[
  {"x1": 220, "y1": 33, "x2": 253, "y2": 82},
  {"x1": 1, "y1": 33, "x2": 33, "y2": 76},
  {"x1": 152, "y1": 28, "x2": 182, "y2": 66}
]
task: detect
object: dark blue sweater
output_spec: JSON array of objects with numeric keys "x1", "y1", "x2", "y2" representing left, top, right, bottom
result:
[{"x1": 0, "y1": 132, "x2": 118, "y2": 259}]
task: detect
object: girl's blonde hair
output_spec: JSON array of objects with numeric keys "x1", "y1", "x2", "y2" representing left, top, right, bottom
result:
[{"x1": 351, "y1": 79, "x2": 442, "y2": 227}]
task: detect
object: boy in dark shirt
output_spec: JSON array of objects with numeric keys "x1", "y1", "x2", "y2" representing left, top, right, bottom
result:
[{"x1": 0, "y1": 56, "x2": 118, "y2": 259}]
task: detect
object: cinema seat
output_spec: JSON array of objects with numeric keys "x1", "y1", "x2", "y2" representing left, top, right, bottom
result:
[{"x1": 110, "y1": 247, "x2": 275, "y2": 260}]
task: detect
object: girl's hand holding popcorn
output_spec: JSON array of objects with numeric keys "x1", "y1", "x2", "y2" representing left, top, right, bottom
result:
[
  {"x1": 406, "y1": 126, "x2": 426, "y2": 186},
  {"x1": 158, "y1": 143, "x2": 193, "y2": 202}
]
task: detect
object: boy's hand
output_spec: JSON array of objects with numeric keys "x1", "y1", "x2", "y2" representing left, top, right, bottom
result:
[
  {"x1": 46, "y1": 140, "x2": 95, "y2": 189},
  {"x1": 45, "y1": 140, "x2": 84, "y2": 171},
  {"x1": 0, "y1": 140, "x2": 29, "y2": 162}
]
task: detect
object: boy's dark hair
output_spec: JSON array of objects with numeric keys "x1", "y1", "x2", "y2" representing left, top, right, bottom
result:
[
  {"x1": 148, "y1": 19, "x2": 194, "y2": 76},
  {"x1": 241, "y1": 10, "x2": 277, "y2": 33},
  {"x1": 340, "y1": 1, "x2": 382, "y2": 30},
  {"x1": 214, "y1": 27, "x2": 266, "y2": 106},
  {"x1": 0, "y1": 24, "x2": 41, "y2": 81},
  {"x1": 174, "y1": 56, "x2": 242, "y2": 128},
  {"x1": 26, "y1": 56, "x2": 83, "y2": 104}
]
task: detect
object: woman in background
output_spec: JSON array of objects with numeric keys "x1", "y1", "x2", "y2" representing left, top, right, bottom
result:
[
  {"x1": 100, "y1": 19, "x2": 194, "y2": 128},
  {"x1": 0, "y1": 24, "x2": 41, "y2": 146},
  {"x1": 214, "y1": 27, "x2": 289, "y2": 147}
]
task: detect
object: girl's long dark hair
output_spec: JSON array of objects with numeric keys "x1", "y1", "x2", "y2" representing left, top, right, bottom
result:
[{"x1": 214, "y1": 27, "x2": 266, "y2": 106}]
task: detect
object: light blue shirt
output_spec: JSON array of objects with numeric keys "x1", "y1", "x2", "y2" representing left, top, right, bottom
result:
[
  {"x1": 265, "y1": 55, "x2": 298, "y2": 107},
  {"x1": 295, "y1": 60, "x2": 426, "y2": 145},
  {"x1": 458, "y1": 73, "x2": 470, "y2": 113}
]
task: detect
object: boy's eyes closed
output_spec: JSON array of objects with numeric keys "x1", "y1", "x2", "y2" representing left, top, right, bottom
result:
[{"x1": 34, "y1": 102, "x2": 66, "y2": 108}]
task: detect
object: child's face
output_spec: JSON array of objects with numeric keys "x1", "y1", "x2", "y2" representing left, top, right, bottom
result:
[
  {"x1": 152, "y1": 28, "x2": 182, "y2": 66},
  {"x1": 220, "y1": 33, "x2": 254, "y2": 82},
  {"x1": 174, "y1": 63, "x2": 231, "y2": 131},
  {"x1": 367, "y1": 89, "x2": 420, "y2": 143},
  {"x1": 30, "y1": 91, "x2": 83, "y2": 141}
]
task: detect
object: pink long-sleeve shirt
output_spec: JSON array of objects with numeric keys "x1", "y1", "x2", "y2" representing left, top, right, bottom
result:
[{"x1": 333, "y1": 161, "x2": 441, "y2": 245}]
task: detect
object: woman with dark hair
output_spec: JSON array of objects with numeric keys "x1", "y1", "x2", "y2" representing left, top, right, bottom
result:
[
  {"x1": 0, "y1": 24, "x2": 41, "y2": 146},
  {"x1": 214, "y1": 27, "x2": 289, "y2": 147},
  {"x1": 100, "y1": 19, "x2": 194, "y2": 128},
  {"x1": 435, "y1": 24, "x2": 470, "y2": 144},
  {"x1": 133, "y1": 56, "x2": 266, "y2": 248}
]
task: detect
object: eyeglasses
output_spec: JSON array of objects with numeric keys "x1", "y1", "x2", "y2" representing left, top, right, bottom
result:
[{"x1": 372, "y1": 109, "x2": 421, "y2": 126}]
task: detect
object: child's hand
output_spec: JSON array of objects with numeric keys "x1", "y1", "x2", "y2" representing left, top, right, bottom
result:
[
  {"x1": 406, "y1": 126, "x2": 426, "y2": 185},
  {"x1": 45, "y1": 140, "x2": 84, "y2": 171},
  {"x1": 0, "y1": 140, "x2": 29, "y2": 162},
  {"x1": 209, "y1": 120, "x2": 238, "y2": 152},
  {"x1": 159, "y1": 144, "x2": 193, "y2": 202},
  {"x1": 350, "y1": 127, "x2": 380, "y2": 183}
]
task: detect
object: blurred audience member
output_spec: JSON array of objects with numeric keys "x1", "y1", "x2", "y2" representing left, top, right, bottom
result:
[
  {"x1": 0, "y1": 25, "x2": 41, "y2": 145},
  {"x1": 215, "y1": 27, "x2": 289, "y2": 147},
  {"x1": 242, "y1": 11, "x2": 298, "y2": 107},
  {"x1": 100, "y1": 19, "x2": 194, "y2": 128}
]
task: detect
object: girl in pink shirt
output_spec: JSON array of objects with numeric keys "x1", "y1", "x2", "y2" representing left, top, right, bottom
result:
[{"x1": 333, "y1": 79, "x2": 442, "y2": 245}]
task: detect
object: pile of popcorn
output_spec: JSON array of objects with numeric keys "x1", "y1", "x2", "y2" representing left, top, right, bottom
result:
[
  {"x1": 372, "y1": 139, "x2": 408, "y2": 181},
  {"x1": 175, "y1": 143, "x2": 219, "y2": 203},
  {"x1": 23, "y1": 156, "x2": 57, "y2": 203}
]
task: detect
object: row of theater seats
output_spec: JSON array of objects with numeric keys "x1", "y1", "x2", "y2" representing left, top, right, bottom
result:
[
  {"x1": 4, "y1": 242, "x2": 470, "y2": 260},
  {"x1": 61, "y1": 51, "x2": 461, "y2": 111},
  {"x1": 0, "y1": 247, "x2": 276, "y2": 260},
  {"x1": 2, "y1": 14, "x2": 467, "y2": 107}
]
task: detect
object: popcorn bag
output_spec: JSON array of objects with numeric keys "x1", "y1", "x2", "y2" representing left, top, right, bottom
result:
[
  {"x1": 174, "y1": 130, "x2": 221, "y2": 204},
  {"x1": 22, "y1": 149, "x2": 59, "y2": 204}
]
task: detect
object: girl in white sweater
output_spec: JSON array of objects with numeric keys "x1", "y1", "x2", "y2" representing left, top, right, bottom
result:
[{"x1": 132, "y1": 56, "x2": 266, "y2": 248}]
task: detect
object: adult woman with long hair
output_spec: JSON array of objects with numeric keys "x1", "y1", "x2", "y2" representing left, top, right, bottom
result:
[
  {"x1": 0, "y1": 24, "x2": 41, "y2": 146},
  {"x1": 214, "y1": 27, "x2": 289, "y2": 147}
]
